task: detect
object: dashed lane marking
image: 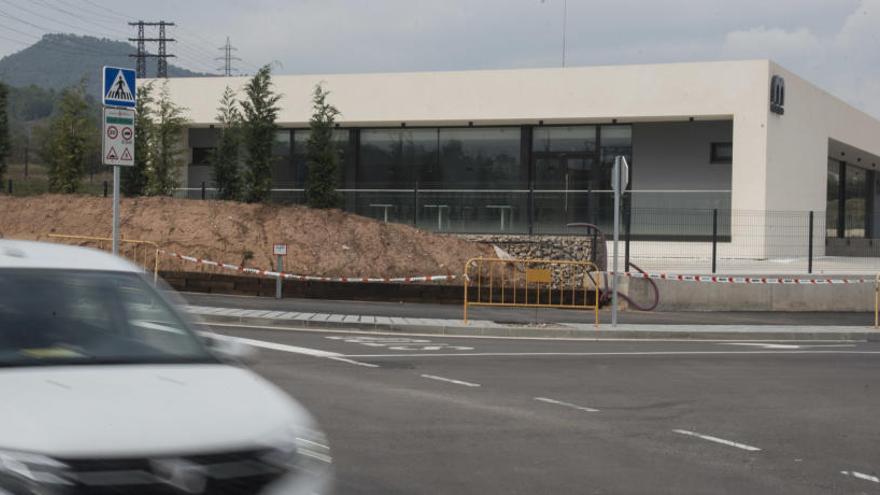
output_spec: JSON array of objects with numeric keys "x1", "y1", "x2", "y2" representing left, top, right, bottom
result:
[
  {"x1": 534, "y1": 397, "x2": 599, "y2": 412},
  {"x1": 420, "y1": 374, "x2": 481, "y2": 388},
  {"x1": 673, "y1": 429, "x2": 762, "y2": 452},
  {"x1": 841, "y1": 471, "x2": 880, "y2": 483},
  {"x1": 722, "y1": 343, "x2": 857, "y2": 350}
]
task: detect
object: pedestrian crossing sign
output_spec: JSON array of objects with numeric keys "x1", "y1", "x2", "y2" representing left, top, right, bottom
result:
[{"x1": 103, "y1": 66, "x2": 136, "y2": 108}]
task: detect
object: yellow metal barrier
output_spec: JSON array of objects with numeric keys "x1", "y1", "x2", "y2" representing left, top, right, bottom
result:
[
  {"x1": 463, "y1": 257, "x2": 601, "y2": 327},
  {"x1": 47, "y1": 234, "x2": 160, "y2": 283},
  {"x1": 875, "y1": 273, "x2": 879, "y2": 329}
]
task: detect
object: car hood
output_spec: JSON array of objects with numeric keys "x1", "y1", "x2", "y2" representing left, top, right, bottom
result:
[{"x1": 0, "y1": 364, "x2": 312, "y2": 458}]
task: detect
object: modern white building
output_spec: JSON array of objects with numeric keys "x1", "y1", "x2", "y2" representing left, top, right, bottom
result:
[{"x1": 153, "y1": 60, "x2": 880, "y2": 258}]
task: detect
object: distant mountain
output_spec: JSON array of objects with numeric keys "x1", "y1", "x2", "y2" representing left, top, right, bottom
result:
[{"x1": 0, "y1": 33, "x2": 209, "y2": 98}]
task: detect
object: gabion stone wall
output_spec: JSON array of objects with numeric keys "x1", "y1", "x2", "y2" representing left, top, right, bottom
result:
[{"x1": 459, "y1": 234, "x2": 605, "y2": 271}]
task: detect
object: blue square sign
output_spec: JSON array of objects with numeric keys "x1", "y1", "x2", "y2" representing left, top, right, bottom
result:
[{"x1": 103, "y1": 66, "x2": 137, "y2": 108}]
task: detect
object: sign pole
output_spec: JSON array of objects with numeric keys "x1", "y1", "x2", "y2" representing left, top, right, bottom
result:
[
  {"x1": 612, "y1": 157, "x2": 620, "y2": 328},
  {"x1": 101, "y1": 66, "x2": 137, "y2": 257},
  {"x1": 611, "y1": 156, "x2": 629, "y2": 328},
  {"x1": 276, "y1": 254, "x2": 283, "y2": 299},
  {"x1": 112, "y1": 165, "x2": 120, "y2": 255}
]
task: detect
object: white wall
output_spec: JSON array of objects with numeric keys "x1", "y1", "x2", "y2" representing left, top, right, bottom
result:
[{"x1": 765, "y1": 62, "x2": 880, "y2": 213}]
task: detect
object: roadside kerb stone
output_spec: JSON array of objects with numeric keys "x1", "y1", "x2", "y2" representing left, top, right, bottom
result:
[{"x1": 191, "y1": 310, "x2": 879, "y2": 341}]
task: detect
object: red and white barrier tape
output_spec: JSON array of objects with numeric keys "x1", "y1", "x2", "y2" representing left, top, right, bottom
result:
[
  {"x1": 616, "y1": 271, "x2": 869, "y2": 285},
  {"x1": 163, "y1": 251, "x2": 456, "y2": 283}
]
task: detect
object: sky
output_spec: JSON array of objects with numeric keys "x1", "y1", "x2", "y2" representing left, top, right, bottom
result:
[{"x1": 0, "y1": 0, "x2": 878, "y2": 117}]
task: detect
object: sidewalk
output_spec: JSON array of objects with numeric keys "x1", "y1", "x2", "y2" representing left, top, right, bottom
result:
[{"x1": 185, "y1": 304, "x2": 880, "y2": 342}]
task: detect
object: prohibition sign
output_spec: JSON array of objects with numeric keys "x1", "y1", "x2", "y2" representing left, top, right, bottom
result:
[
  {"x1": 121, "y1": 127, "x2": 133, "y2": 140},
  {"x1": 106, "y1": 126, "x2": 119, "y2": 139}
]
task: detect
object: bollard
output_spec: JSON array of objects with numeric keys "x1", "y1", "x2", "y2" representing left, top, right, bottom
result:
[
  {"x1": 103, "y1": 180, "x2": 108, "y2": 198},
  {"x1": 201, "y1": 181, "x2": 206, "y2": 200},
  {"x1": 6, "y1": 179, "x2": 11, "y2": 195}
]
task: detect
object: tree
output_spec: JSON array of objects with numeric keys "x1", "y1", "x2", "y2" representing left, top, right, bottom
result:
[
  {"x1": 240, "y1": 65, "x2": 280, "y2": 203},
  {"x1": 0, "y1": 83, "x2": 9, "y2": 186},
  {"x1": 210, "y1": 86, "x2": 243, "y2": 200},
  {"x1": 41, "y1": 83, "x2": 96, "y2": 193},
  {"x1": 305, "y1": 84, "x2": 341, "y2": 209},
  {"x1": 146, "y1": 81, "x2": 188, "y2": 196},
  {"x1": 121, "y1": 81, "x2": 154, "y2": 196}
]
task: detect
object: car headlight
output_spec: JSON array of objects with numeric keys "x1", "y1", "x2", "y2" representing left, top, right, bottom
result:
[
  {"x1": 0, "y1": 449, "x2": 72, "y2": 487},
  {"x1": 260, "y1": 427, "x2": 332, "y2": 472}
]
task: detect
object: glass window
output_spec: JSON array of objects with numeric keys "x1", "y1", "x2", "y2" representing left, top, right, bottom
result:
[
  {"x1": 0, "y1": 269, "x2": 214, "y2": 367},
  {"x1": 598, "y1": 126, "x2": 632, "y2": 190},
  {"x1": 359, "y1": 129, "x2": 437, "y2": 189},
  {"x1": 270, "y1": 130, "x2": 293, "y2": 187},
  {"x1": 710, "y1": 142, "x2": 733, "y2": 164},
  {"x1": 845, "y1": 164, "x2": 867, "y2": 238},
  {"x1": 533, "y1": 126, "x2": 596, "y2": 153},
  {"x1": 437, "y1": 127, "x2": 523, "y2": 189},
  {"x1": 827, "y1": 159, "x2": 840, "y2": 238},
  {"x1": 192, "y1": 147, "x2": 213, "y2": 166},
  {"x1": 293, "y1": 129, "x2": 351, "y2": 188}
]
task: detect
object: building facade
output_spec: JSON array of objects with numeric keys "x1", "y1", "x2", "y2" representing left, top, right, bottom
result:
[{"x1": 152, "y1": 60, "x2": 880, "y2": 257}]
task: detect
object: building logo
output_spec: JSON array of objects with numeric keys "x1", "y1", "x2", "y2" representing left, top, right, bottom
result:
[{"x1": 770, "y1": 75, "x2": 785, "y2": 115}]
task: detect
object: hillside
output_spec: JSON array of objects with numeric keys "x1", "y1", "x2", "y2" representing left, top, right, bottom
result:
[
  {"x1": 0, "y1": 34, "x2": 208, "y2": 99},
  {"x1": 0, "y1": 195, "x2": 492, "y2": 279}
]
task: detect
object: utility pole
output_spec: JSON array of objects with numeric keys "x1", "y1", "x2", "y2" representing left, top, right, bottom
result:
[
  {"x1": 128, "y1": 21, "x2": 176, "y2": 78},
  {"x1": 216, "y1": 37, "x2": 241, "y2": 77}
]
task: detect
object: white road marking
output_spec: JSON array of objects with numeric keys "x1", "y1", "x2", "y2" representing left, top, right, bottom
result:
[
  {"x1": 204, "y1": 322, "x2": 862, "y2": 344},
  {"x1": 673, "y1": 429, "x2": 762, "y2": 452},
  {"x1": 327, "y1": 356, "x2": 379, "y2": 368},
  {"x1": 723, "y1": 343, "x2": 856, "y2": 350},
  {"x1": 420, "y1": 374, "x2": 481, "y2": 388},
  {"x1": 534, "y1": 397, "x2": 599, "y2": 412},
  {"x1": 339, "y1": 350, "x2": 880, "y2": 358},
  {"x1": 325, "y1": 335, "x2": 475, "y2": 351},
  {"x1": 841, "y1": 470, "x2": 880, "y2": 483},
  {"x1": 214, "y1": 335, "x2": 339, "y2": 358},
  {"x1": 216, "y1": 335, "x2": 379, "y2": 368}
]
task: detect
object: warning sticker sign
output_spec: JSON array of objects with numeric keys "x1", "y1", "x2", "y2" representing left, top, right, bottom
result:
[{"x1": 102, "y1": 107, "x2": 134, "y2": 167}]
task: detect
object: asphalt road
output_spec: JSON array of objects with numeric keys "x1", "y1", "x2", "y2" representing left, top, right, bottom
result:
[
  {"x1": 184, "y1": 292, "x2": 875, "y2": 326},
  {"x1": 211, "y1": 323, "x2": 880, "y2": 494}
]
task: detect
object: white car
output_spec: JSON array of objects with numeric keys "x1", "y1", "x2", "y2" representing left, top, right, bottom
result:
[{"x1": 0, "y1": 240, "x2": 332, "y2": 494}]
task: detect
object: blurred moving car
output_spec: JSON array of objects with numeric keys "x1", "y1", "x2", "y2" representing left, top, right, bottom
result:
[{"x1": 0, "y1": 240, "x2": 332, "y2": 495}]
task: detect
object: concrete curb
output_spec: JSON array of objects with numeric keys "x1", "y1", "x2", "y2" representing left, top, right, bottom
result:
[{"x1": 196, "y1": 313, "x2": 880, "y2": 342}]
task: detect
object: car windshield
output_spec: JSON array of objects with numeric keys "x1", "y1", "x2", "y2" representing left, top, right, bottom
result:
[{"x1": 0, "y1": 269, "x2": 215, "y2": 367}]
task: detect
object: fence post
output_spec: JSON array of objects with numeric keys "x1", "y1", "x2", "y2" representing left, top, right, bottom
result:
[
  {"x1": 711, "y1": 208, "x2": 718, "y2": 274},
  {"x1": 200, "y1": 182, "x2": 206, "y2": 200},
  {"x1": 413, "y1": 181, "x2": 419, "y2": 227},
  {"x1": 808, "y1": 210, "x2": 814, "y2": 274},
  {"x1": 591, "y1": 229, "x2": 598, "y2": 266},
  {"x1": 103, "y1": 180, "x2": 108, "y2": 198},
  {"x1": 624, "y1": 206, "x2": 631, "y2": 272}
]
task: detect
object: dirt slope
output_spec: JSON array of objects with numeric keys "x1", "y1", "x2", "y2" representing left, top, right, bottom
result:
[{"x1": 0, "y1": 195, "x2": 492, "y2": 278}]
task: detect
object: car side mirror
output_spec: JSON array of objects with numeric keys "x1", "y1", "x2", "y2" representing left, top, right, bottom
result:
[{"x1": 204, "y1": 334, "x2": 259, "y2": 364}]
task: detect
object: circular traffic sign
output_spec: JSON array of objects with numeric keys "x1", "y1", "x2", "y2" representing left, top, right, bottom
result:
[
  {"x1": 106, "y1": 126, "x2": 118, "y2": 139},
  {"x1": 121, "y1": 127, "x2": 133, "y2": 140}
]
